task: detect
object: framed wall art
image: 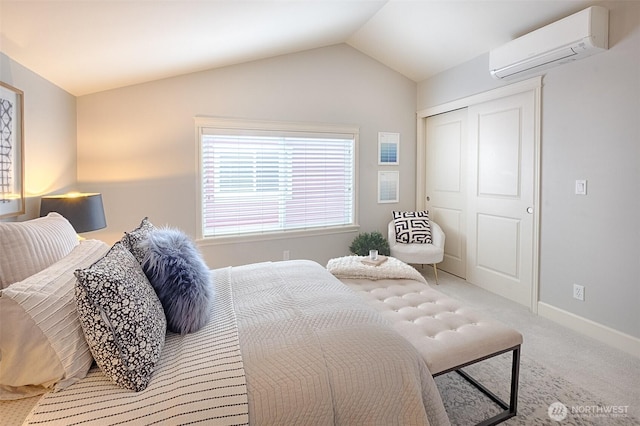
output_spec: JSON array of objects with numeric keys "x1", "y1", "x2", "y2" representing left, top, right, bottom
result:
[
  {"x1": 0, "y1": 82, "x2": 25, "y2": 218},
  {"x1": 378, "y1": 132, "x2": 399, "y2": 165},
  {"x1": 377, "y1": 171, "x2": 399, "y2": 204}
]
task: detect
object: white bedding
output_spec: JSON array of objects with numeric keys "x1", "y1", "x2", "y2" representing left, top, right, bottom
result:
[
  {"x1": 232, "y1": 260, "x2": 448, "y2": 425},
  {"x1": 22, "y1": 262, "x2": 248, "y2": 425},
  {"x1": 9, "y1": 260, "x2": 449, "y2": 426}
]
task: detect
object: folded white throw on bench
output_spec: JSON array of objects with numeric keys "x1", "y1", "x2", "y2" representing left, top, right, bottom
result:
[{"x1": 327, "y1": 256, "x2": 427, "y2": 284}]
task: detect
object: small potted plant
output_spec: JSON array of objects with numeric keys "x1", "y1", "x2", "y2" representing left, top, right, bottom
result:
[{"x1": 349, "y1": 231, "x2": 390, "y2": 256}]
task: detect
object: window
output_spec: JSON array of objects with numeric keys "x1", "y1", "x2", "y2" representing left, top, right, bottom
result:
[{"x1": 197, "y1": 118, "x2": 357, "y2": 239}]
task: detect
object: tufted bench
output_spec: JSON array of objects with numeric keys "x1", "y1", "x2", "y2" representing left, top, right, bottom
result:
[{"x1": 338, "y1": 276, "x2": 523, "y2": 426}]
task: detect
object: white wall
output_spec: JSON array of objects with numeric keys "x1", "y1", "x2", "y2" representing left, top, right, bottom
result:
[
  {"x1": 0, "y1": 52, "x2": 77, "y2": 221},
  {"x1": 417, "y1": 1, "x2": 640, "y2": 340},
  {"x1": 77, "y1": 44, "x2": 417, "y2": 267}
]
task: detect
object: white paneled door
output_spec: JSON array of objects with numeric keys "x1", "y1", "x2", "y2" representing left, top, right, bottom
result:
[
  {"x1": 420, "y1": 81, "x2": 539, "y2": 309},
  {"x1": 425, "y1": 109, "x2": 467, "y2": 279},
  {"x1": 466, "y1": 90, "x2": 536, "y2": 307}
]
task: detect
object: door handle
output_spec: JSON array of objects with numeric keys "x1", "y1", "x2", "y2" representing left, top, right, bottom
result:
[{"x1": 526, "y1": 207, "x2": 534, "y2": 214}]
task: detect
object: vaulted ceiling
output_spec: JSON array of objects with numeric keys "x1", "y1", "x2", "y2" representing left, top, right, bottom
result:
[{"x1": 0, "y1": 0, "x2": 592, "y2": 96}]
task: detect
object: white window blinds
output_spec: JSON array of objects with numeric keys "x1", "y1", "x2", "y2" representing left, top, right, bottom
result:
[{"x1": 199, "y1": 122, "x2": 356, "y2": 238}]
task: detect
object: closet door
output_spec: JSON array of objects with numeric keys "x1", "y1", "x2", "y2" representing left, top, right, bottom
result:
[
  {"x1": 466, "y1": 90, "x2": 536, "y2": 307},
  {"x1": 424, "y1": 108, "x2": 467, "y2": 278}
]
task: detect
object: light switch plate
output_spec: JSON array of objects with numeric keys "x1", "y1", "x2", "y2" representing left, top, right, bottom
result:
[{"x1": 575, "y1": 179, "x2": 587, "y2": 195}]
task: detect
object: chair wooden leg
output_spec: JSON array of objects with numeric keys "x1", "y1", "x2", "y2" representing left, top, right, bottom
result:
[{"x1": 433, "y1": 263, "x2": 439, "y2": 284}]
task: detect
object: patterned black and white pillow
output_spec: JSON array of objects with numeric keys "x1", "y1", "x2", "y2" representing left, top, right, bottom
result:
[
  {"x1": 393, "y1": 211, "x2": 432, "y2": 244},
  {"x1": 74, "y1": 242, "x2": 167, "y2": 391},
  {"x1": 122, "y1": 217, "x2": 157, "y2": 264}
]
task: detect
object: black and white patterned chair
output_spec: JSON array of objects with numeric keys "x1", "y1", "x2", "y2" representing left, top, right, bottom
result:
[{"x1": 388, "y1": 219, "x2": 445, "y2": 283}]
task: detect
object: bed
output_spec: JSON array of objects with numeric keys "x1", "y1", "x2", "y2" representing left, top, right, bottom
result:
[{"x1": 0, "y1": 215, "x2": 450, "y2": 425}]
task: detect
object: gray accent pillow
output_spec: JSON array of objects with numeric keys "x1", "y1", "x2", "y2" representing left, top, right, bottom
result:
[
  {"x1": 74, "y1": 242, "x2": 167, "y2": 391},
  {"x1": 393, "y1": 211, "x2": 432, "y2": 244},
  {"x1": 140, "y1": 228, "x2": 213, "y2": 335},
  {"x1": 122, "y1": 217, "x2": 157, "y2": 264}
]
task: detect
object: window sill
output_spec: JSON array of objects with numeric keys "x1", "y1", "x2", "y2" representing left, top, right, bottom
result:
[{"x1": 196, "y1": 224, "x2": 360, "y2": 246}]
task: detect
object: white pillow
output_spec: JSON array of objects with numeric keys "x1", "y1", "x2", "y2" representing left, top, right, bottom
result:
[
  {"x1": 0, "y1": 239, "x2": 110, "y2": 400},
  {"x1": 0, "y1": 213, "x2": 79, "y2": 289}
]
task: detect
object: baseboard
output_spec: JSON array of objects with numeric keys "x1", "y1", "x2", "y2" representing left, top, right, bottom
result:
[{"x1": 537, "y1": 302, "x2": 640, "y2": 358}]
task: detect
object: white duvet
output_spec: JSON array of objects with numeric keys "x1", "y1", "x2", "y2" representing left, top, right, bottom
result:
[{"x1": 17, "y1": 260, "x2": 449, "y2": 426}]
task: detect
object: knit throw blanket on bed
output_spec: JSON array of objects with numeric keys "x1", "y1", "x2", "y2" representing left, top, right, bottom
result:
[{"x1": 327, "y1": 256, "x2": 427, "y2": 283}]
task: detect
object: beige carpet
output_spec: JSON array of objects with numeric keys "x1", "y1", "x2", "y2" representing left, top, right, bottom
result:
[
  {"x1": 417, "y1": 268, "x2": 640, "y2": 425},
  {"x1": 436, "y1": 352, "x2": 638, "y2": 425}
]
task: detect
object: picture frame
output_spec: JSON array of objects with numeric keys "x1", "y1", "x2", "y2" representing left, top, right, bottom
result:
[
  {"x1": 377, "y1": 171, "x2": 399, "y2": 204},
  {"x1": 0, "y1": 82, "x2": 25, "y2": 218},
  {"x1": 378, "y1": 132, "x2": 399, "y2": 165}
]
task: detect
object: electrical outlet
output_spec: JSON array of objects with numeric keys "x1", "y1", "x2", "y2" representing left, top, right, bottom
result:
[
  {"x1": 573, "y1": 284, "x2": 585, "y2": 301},
  {"x1": 283, "y1": 250, "x2": 290, "y2": 260}
]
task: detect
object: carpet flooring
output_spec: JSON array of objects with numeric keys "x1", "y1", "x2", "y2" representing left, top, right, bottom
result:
[
  {"x1": 435, "y1": 352, "x2": 637, "y2": 425},
  {"x1": 418, "y1": 268, "x2": 640, "y2": 425}
]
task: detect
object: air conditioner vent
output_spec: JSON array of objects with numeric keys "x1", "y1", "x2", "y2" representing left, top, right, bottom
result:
[{"x1": 490, "y1": 6, "x2": 608, "y2": 80}]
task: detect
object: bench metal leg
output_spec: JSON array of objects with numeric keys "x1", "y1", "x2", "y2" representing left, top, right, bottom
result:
[{"x1": 437, "y1": 345, "x2": 520, "y2": 426}]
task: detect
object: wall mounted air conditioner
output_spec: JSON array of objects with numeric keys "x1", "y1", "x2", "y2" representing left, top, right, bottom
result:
[{"x1": 490, "y1": 6, "x2": 608, "y2": 80}]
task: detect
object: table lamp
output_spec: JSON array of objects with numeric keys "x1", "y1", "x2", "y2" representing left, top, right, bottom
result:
[{"x1": 40, "y1": 193, "x2": 106, "y2": 233}]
